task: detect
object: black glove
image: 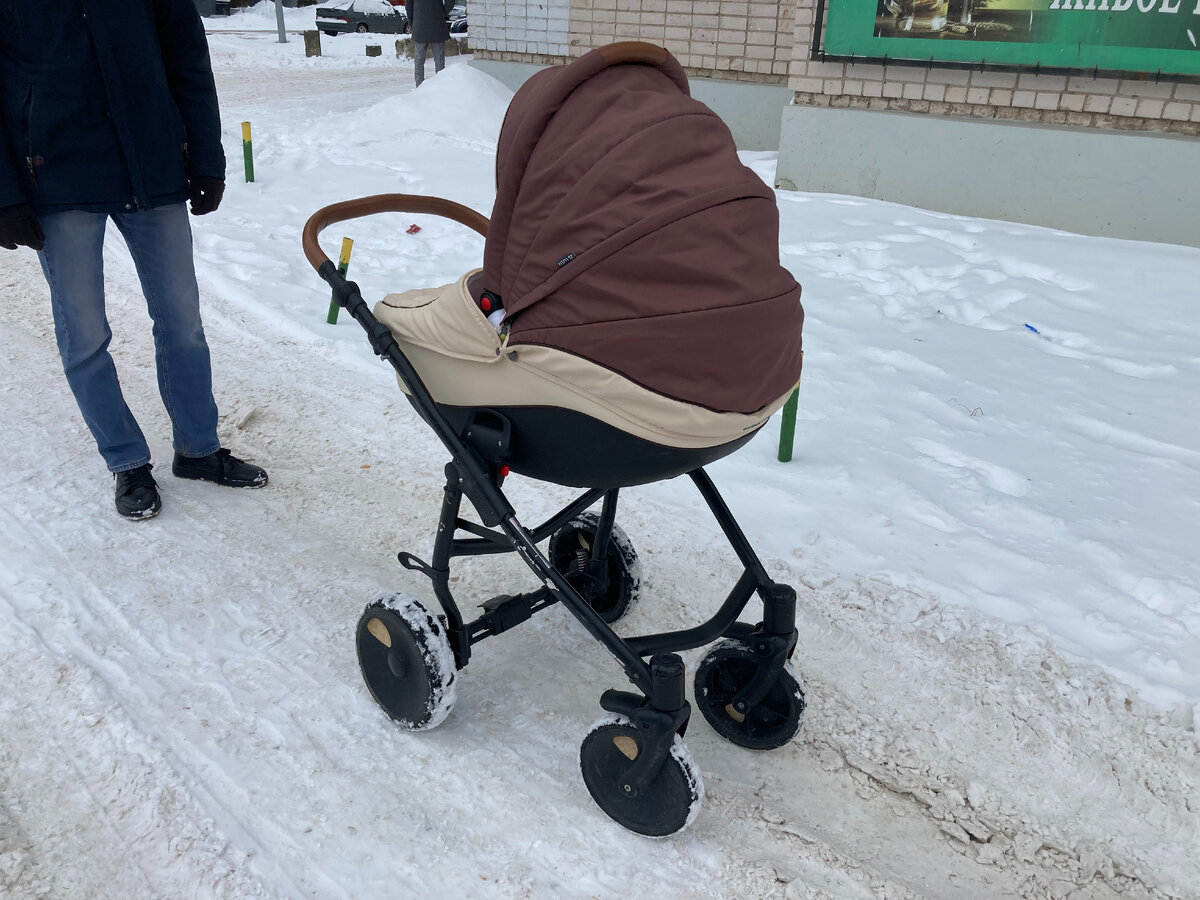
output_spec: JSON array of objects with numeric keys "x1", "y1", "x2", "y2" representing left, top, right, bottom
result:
[
  {"x1": 0, "y1": 203, "x2": 45, "y2": 251},
  {"x1": 188, "y1": 176, "x2": 225, "y2": 216}
]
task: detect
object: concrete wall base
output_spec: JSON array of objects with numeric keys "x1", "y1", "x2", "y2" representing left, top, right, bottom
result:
[
  {"x1": 776, "y1": 104, "x2": 1200, "y2": 249},
  {"x1": 469, "y1": 57, "x2": 545, "y2": 93}
]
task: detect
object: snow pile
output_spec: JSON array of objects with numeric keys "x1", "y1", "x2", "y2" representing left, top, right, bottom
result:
[
  {"x1": 206, "y1": 1, "x2": 318, "y2": 31},
  {"x1": 345, "y1": 62, "x2": 511, "y2": 146}
]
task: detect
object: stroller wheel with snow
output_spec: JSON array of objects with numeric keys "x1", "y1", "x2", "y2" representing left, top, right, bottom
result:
[
  {"x1": 694, "y1": 637, "x2": 806, "y2": 750},
  {"x1": 355, "y1": 593, "x2": 457, "y2": 730},
  {"x1": 303, "y1": 41, "x2": 807, "y2": 836},
  {"x1": 548, "y1": 511, "x2": 640, "y2": 624},
  {"x1": 580, "y1": 713, "x2": 703, "y2": 837}
]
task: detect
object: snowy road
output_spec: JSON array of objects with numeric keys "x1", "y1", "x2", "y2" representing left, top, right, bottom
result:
[
  {"x1": 0, "y1": 245, "x2": 1059, "y2": 900},
  {"x1": 8, "y1": 245, "x2": 1181, "y2": 900},
  {"x1": 1, "y1": 18, "x2": 1197, "y2": 900}
]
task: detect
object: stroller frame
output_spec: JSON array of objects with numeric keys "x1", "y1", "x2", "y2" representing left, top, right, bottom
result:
[{"x1": 304, "y1": 195, "x2": 804, "y2": 836}]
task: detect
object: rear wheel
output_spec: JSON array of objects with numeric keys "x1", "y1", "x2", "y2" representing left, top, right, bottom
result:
[
  {"x1": 356, "y1": 592, "x2": 457, "y2": 729},
  {"x1": 549, "y1": 512, "x2": 640, "y2": 623},
  {"x1": 356, "y1": 22, "x2": 369, "y2": 33}
]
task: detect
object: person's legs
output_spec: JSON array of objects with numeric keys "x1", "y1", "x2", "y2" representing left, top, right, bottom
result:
[
  {"x1": 111, "y1": 204, "x2": 220, "y2": 461},
  {"x1": 38, "y1": 210, "x2": 152, "y2": 472},
  {"x1": 432, "y1": 40, "x2": 445, "y2": 74},
  {"x1": 413, "y1": 40, "x2": 428, "y2": 86}
]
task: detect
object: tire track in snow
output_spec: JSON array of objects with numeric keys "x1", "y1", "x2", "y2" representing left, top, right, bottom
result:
[
  {"x1": 775, "y1": 571, "x2": 1198, "y2": 899},
  {"x1": 0, "y1": 570, "x2": 276, "y2": 900}
]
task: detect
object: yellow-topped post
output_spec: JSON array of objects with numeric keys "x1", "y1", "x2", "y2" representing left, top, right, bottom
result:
[
  {"x1": 327, "y1": 237, "x2": 354, "y2": 324},
  {"x1": 241, "y1": 121, "x2": 254, "y2": 183}
]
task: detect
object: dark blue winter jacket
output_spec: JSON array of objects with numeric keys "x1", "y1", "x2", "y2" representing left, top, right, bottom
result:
[{"x1": 0, "y1": 0, "x2": 225, "y2": 214}]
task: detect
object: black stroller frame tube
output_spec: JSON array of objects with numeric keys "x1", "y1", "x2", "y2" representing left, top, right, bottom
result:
[
  {"x1": 626, "y1": 569, "x2": 760, "y2": 657},
  {"x1": 420, "y1": 464, "x2": 658, "y2": 692},
  {"x1": 624, "y1": 470, "x2": 795, "y2": 657},
  {"x1": 449, "y1": 488, "x2": 607, "y2": 557},
  {"x1": 320, "y1": 260, "x2": 510, "y2": 520},
  {"x1": 688, "y1": 468, "x2": 772, "y2": 585}
]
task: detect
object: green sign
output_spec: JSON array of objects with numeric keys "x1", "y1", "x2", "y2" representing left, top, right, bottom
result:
[{"x1": 822, "y1": 0, "x2": 1200, "y2": 76}]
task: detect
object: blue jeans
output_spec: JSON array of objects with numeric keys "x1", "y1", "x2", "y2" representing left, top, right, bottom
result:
[
  {"x1": 37, "y1": 204, "x2": 220, "y2": 473},
  {"x1": 413, "y1": 41, "x2": 445, "y2": 87}
]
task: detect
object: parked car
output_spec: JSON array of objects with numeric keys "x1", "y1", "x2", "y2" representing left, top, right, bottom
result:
[
  {"x1": 315, "y1": 0, "x2": 409, "y2": 35},
  {"x1": 449, "y1": 15, "x2": 467, "y2": 33}
]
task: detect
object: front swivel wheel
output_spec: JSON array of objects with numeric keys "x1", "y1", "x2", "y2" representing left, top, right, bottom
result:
[
  {"x1": 356, "y1": 592, "x2": 457, "y2": 729},
  {"x1": 694, "y1": 638, "x2": 805, "y2": 750},
  {"x1": 579, "y1": 715, "x2": 703, "y2": 836}
]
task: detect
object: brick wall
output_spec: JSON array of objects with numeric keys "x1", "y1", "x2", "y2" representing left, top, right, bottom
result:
[
  {"x1": 477, "y1": 0, "x2": 572, "y2": 57},
  {"x1": 791, "y1": 1, "x2": 1200, "y2": 136},
  {"x1": 473, "y1": 0, "x2": 795, "y2": 83}
]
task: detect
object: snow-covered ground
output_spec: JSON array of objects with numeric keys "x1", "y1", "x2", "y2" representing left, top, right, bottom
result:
[{"x1": 1, "y1": 9, "x2": 1197, "y2": 899}]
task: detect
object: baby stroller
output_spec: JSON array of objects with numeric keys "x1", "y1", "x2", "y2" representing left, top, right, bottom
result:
[{"x1": 302, "y1": 42, "x2": 806, "y2": 836}]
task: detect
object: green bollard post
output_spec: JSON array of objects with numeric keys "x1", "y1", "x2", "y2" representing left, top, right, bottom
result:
[
  {"x1": 327, "y1": 237, "x2": 354, "y2": 324},
  {"x1": 777, "y1": 385, "x2": 800, "y2": 463},
  {"x1": 241, "y1": 121, "x2": 254, "y2": 183}
]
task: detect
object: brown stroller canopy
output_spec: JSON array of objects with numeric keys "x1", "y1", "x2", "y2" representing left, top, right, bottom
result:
[{"x1": 481, "y1": 43, "x2": 804, "y2": 416}]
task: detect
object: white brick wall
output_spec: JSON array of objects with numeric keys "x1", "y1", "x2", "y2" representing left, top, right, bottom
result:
[
  {"x1": 478, "y1": 0, "x2": 570, "y2": 55},
  {"x1": 473, "y1": 0, "x2": 794, "y2": 82},
  {"x1": 573, "y1": 0, "x2": 794, "y2": 78}
]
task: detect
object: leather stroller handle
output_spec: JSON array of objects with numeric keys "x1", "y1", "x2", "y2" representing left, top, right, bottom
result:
[
  {"x1": 302, "y1": 193, "x2": 490, "y2": 271},
  {"x1": 597, "y1": 41, "x2": 672, "y2": 68}
]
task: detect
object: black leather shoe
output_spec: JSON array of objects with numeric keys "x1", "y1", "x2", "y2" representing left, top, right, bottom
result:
[
  {"x1": 114, "y1": 464, "x2": 162, "y2": 520},
  {"x1": 172, "y1": 449, "x2": 268, "y2": 488}
]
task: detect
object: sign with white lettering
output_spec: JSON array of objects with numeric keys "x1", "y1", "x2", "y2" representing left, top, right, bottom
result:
[{"x1": 821, "y1": 0, "x2": 1200, "y2": 77}]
